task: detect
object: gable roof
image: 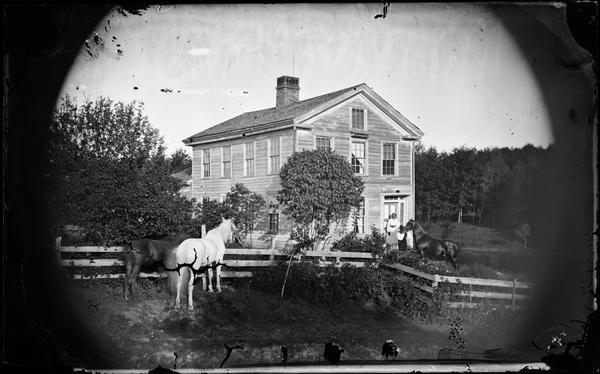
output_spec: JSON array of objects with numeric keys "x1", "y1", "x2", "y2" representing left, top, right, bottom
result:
[{"x1": 183, "y1": 83, "x2": 423, "y2": 145}]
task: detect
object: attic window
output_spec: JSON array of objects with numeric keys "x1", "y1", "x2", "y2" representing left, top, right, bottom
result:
[{"x1": 351, "y1": 108, "x2": 365, "y2": 130}]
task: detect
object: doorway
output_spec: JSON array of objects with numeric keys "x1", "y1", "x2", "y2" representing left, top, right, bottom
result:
[{"x1": 382, "y1": 195, "x2": 406, "y2": 229}]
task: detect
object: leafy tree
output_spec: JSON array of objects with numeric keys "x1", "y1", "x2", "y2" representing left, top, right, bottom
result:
[
  {"x1": 515, "y1": 223, "x2": 531, "y2": 248},
  {"x1": 277, "y1": 149, "x2": 364, "y2": 249},
  {"x1": 414, "y1": 145, "x2": 448, "y2": 220},
  {"x1": 48, "y1": 95, "x2": 201, "y2": 243},
  {"x1": 223, "y1": 183, "x2": 266, "y2": 234},
  {"x1": 168, "y1": 148, "x2": 192, "y2": 174},
  {"x1": 198, "y1": 199, "x2": 228, "y2": 231},
  {"x1": 445, "y1": 147, "x2": 479, "y2": 222}
]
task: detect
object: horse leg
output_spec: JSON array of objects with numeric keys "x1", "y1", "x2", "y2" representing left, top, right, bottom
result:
[
  {"x1": 175, "y1": 271, "x2": 182, "y2": 309},
  {"x1": 216, "y1": 263, "x2": 222, "y2": 293},
  {"x1": 124, "y1": 259, "x2": 133, "y2": 300},
  {"x1": 130, "y1": 264, "x2": 141, "y2": 300},
  {"x1": 207, "y1": 267, "x2": 214, "y2": 293},
  {"x1": 187, "y1": 269, "x2": 195, "y2": 310}
]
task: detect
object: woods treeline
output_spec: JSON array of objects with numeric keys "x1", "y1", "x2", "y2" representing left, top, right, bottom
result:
[{"x1": 415, "y1": 142, "x2": 564, "y2": 246}]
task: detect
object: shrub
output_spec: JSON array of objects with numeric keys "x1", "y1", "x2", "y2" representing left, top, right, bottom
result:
[
  {"x1": 251, "y1": 261, "x2": 435, "y2": 319},
  {"x1": 330, "y1": 225, "x2": 386, "y2": 255}
]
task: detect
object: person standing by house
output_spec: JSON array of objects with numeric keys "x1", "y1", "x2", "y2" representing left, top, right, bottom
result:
[
  {"x1": 386, "y1": 213, "x2": 402, "y2": 251},
  {"x1": 405, "y1": 227, "x2": 414, "y2": 251}
]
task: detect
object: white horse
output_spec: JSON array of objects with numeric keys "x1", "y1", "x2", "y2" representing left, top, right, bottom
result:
[{"x1": 174, "y1": 217, "x2": 236, "y2": 309}]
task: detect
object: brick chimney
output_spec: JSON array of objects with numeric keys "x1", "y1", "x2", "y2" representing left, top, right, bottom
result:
[{"x1": 276, "y1": 76, "x2": 299, "y2": 108}]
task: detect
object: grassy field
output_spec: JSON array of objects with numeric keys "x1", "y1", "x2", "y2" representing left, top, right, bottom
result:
[
  {"x1": 396, "y1": 222, "x2": 539, "y2": 280},
  {"x1": 420, "y1": 222, "x2": 527, "y2": 251},
  {"x1": 61, "y1": 277, "x2": 541, "y2": 370}
]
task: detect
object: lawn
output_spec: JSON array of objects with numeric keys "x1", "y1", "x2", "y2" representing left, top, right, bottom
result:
[{"x1": 61, "y1": 277, "x2": 542, "y2": 370}]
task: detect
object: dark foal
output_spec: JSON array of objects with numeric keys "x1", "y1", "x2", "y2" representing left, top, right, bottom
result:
[
  {"x1": 405, "y1": 219, "x2": 460, "y2": 269},
  {"x1": 123, "y1": 232, "x2": 190, "y2": 300}
]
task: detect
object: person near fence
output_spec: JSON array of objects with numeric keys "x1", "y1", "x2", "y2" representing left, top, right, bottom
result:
[{"x1": 385, "y1": 213, "x2": 402, "y2": 251}]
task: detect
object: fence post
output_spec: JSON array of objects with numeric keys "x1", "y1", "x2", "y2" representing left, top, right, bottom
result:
[
  {"x1": 269, "y1": 236, "x2": 276, "y2": 264},
  {"x1": 469, "y1": 283, "x2": 472, "y2": 305},
  {"x1": 201, "y1": 224, "x2": 206, "y2": 238},
  {"x1": 512, "y1": 278, "x2": 517, "y2": 311},
  {"x1": 55, "y1": 237, "x2": 62, "y2": 264}
]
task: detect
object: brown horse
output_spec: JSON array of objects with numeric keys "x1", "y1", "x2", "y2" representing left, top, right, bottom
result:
[
  {"x1": 404, "y1": 219, "x2": 460, "y2": 269},
  {"x1": 123, "y1": 232, "x2": 191, "y2": 300}
]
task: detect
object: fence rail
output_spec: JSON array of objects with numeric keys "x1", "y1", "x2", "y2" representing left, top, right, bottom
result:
[
  {"x1": 55, "y1": 244, "x2": 375, "y2": 281},
  {"x1": 56, "y1": 243, "x2": 533, "y2": 308},
  {"x1": 382, "y1": 263, "x2": 533, "y2": 309}
]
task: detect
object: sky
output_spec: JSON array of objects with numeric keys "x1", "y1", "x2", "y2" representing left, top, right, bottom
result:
[{"x1": 58, "y1": 3, "x2": 589, "y2": 156}]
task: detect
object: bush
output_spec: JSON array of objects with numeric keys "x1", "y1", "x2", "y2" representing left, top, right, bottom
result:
[
  {"x1": 251, "y1": 261, "x2": 435, "y2": 319},
  {"x1": 331, "y1": 225, "x2": 386, "y2": 255}
]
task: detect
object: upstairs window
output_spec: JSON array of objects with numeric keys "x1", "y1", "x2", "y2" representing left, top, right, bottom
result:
[
  {"x1": 202, "y1": 149, "x2": 211, "y2": 178},
  {"x1": 351, "y1": 141, "x2": 365, "y2": 174},
  {"x1": 269, "y1": 137, "x2": 281, "y2": 174},
  {"x1": 383, "y1": 144, "x2": 396, "y2": 175},
  {"x1": 222, "y1": 145, "x2": 231, "y2": 178},
  {"x1": 316, "y1": 136, "x2": 332, "y2": 151},
  {"x1": 351, "y1": 108, "x2": 365, "y2": 130},
  {"x1": 244, "y1": 142, "x2": 254, "y2": 176}
]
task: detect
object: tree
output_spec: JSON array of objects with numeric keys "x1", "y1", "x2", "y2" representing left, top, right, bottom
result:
[
  {"x1": 223, "y1": 183, "x2": 266, "y2": 234},
  {"x1": 277, "y1": 149, "x2": 364, "y2": 249},
  {"x1": 514, "y1": 223, "x2": 531, "y2": 248},
  {"x1": 168, "y1": 148, "x2": 192, "y2": 174},
  {"x1": 48, "y1": 95, "x2": 201, "y2": 243},
  {"x1": 445, "y1": 147, "x2": 479, "y2": 222}
]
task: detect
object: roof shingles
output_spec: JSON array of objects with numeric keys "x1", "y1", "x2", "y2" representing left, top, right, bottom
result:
[{"x1": 185, "y1": 84, "x2": 364, "y2": 142}]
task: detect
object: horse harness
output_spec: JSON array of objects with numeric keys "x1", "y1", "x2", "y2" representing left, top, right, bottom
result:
[{"x1": 163, "y1": 247, "x2": 227, "y2": 276}]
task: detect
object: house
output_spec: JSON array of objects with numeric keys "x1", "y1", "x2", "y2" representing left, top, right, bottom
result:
[{"x1": 183, "y1": 76, "x2": 423, "y2": 249}]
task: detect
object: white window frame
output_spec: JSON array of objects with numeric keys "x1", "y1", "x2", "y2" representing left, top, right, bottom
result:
[
  {"x1": 268, "y1": 136, "x2": 282, "y2": 175},
  {"x1": 314, "y1": 135, "x2": 334, "y2": 151},
  {"x1": 349, "y1": 107, "x2": 368, "y2": 131},
  {"x1": 350, "y1": 140, "x2": 367, "y2": 175},
  {"x1": 382, "y1": 142, "x2": 397, "y2": 176},
  {"x1": 353, "y1": 196, "x2": 366, "y2": 235},
  {"x1": 268, "y1": 213, "x2": 280, "y2": 233},
  {"x1": 202, "y1": 148, "x2": 211, "y2": 179},
  {"x1": 243, "y1": 141, "x2": 255, "y2": 177},
  {"x1": 221, "y1": 145, "x2": 231, "y2": 179}
]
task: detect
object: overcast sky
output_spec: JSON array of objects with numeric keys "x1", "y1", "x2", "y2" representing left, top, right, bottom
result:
[{"x1": 59, "y1": 3, "x2": 590, "y2": 155}]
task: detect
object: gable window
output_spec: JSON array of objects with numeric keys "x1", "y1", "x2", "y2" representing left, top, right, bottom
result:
[
  {"x1": 269, "y1": 213, "x2": 279, "y2": 233},
  {"x1": 244, "y1": 142, "x2": 254, "y2": 176},
  {"x1": 202, "y1": 149, "x2": 211, "y2": 178},
  {"x1": 351, "y1": 141, "x2": 365, "y2": 174},
  {"x1": 269, "y1": 137, "x2": 281, "y2": 174},
  {"x1": 351, "y1": 108, "x2": 365, "y2": 130},
  {"x1": 316, "y1": 136, "x2": 332, "y2": 151},
  {"x1": 353, "y1": 197, "x2": 366, "y2": 234},
  {"x1": 222, "y1": 145, "x2": 231, "y2": 178},
  {"x1": 383, "y1": 144, "x2": 396, "y2": 175}
]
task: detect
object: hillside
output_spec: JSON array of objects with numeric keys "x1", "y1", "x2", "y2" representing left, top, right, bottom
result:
[{"x1": 420, "y1": 222, "x2": 528, "y2": 252}]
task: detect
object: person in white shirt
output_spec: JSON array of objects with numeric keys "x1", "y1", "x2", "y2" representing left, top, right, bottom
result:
[{"x1": 385, "y1": 213, "x2": 404, "y2": 251}]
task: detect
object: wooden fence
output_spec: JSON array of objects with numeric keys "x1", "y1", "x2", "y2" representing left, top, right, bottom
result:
[
  {"x1": 382, "y1": 263, "x2": 534, "y2": 309},
  {"x1": 55, "y1": 241, "x2": 533, "y2": 309},
  {"x1": 55, "y1": 244, "x2": 374, "y2": 282}
]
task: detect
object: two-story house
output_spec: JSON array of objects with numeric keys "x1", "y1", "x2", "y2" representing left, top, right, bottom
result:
[{"x1": 183, "y1": 76, "x2": 423, "y2": 249}]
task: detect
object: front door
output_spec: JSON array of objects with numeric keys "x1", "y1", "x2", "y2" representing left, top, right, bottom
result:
[{"x1": 382, "y1": 195, "x2": 405, "y2": 229}]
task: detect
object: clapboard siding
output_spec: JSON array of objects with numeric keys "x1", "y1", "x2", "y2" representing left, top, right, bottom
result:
[
  {"x1": 189, "y1": 90, "x2": 418, "y2": 248},
  {"x1": 296, "y1": 129, "x2": 313, "y2": 150},
  {"x1": 191, "y1": 128, "x2": 294, "y2": 201}
]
